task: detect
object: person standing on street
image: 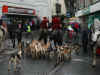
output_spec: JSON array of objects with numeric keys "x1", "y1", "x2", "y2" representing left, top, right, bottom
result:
[
  {"x1": 17, "y1": 20, "x2": 23, "y2": 45},
  {"x1": 82, "y1": 30, "x2": 88, "y2": 53}
]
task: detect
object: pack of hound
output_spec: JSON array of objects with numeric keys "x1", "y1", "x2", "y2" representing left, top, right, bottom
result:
[
  {"x1": 8, "y1": 39, "x2": 81, "y2": 71},
  {"x1": 24, "y1": 40, "x2": 81, "y2": 63}
]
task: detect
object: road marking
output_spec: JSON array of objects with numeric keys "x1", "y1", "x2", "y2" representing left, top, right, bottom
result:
[
  {"x1": 49, "y1": 62, "x2": 64, "y2": 75},
  {"x1": 72, "y1": 59, "x2": 84, "y2": 62},
  {"x1": 72, "y1": 58, "x2": 89, "y2": 63}
]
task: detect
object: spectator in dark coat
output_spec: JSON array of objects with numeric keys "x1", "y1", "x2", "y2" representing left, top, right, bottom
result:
[
  {"x1": 17, "y1": 21, "x2": 23, "y2": 44},
  {"x1": 17, "y1": 29, "x2": 22, "y2": 44},
  {"x1": 82, "y1": 30, "x2": 88, "y2": 53}
]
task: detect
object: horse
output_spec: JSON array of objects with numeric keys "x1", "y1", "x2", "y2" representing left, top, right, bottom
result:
[
  {"x1": 0, "y1": 26, "x2": 7, "y2": 48},
  {"x1": 88, "y1": 18, "x2": 100, "y2": 67}
]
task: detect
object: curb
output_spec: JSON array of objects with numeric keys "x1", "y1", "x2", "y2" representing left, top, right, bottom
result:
[{"x1": 1, "y1": 50, "x2": 17, "y2": 55}]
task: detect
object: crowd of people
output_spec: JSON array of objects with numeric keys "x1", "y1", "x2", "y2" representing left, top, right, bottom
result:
[
  {"x1": 0, "y1": 15, "x2": 82, "y2": 51},
  {"x1": 39, "y1": 16, "x2": 81, "y2": 46},
  {"x1": 38, "y1": 16, "x2": 89, "y2": 54},
  {"x1": 0, "y1": 15, "x2": 91, "y2": 71}
]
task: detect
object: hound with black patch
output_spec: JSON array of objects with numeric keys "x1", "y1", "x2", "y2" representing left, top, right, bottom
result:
[{"x1": 8, "y1": 51, "x2": 22, "y2": 72}]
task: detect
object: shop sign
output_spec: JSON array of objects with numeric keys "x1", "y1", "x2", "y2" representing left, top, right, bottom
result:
[
  {"x1": 2, "y1": 5, "x2": 36, "y2": 15},
  {"x1": 66, "y1": 12, "x2": 71, "y2": 18},
  {"x1": 2, "y1": 5, "x2": 8, "y2": 13},
  {"x1": 8, "y1": 8, "x2": 28, "y2": 14}
]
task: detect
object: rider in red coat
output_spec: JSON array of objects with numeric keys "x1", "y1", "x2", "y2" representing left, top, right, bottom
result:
[
  {"x1": 40, "y1": 17, "x2": 49, "y2": 29},
  {"x1": 52, "y1": 16, "x2": 61, "y2": 30},
  {"x1": 51, "y1": 16, "x2": 63, "y2": 46}
]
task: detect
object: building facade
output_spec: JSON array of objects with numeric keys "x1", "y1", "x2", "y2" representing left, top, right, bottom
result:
[
  {"x1": 0, "y1": 0, "x2": 67, "y2": 21},
  {"x1": 0, "y1": 0, "x2": 52, "y2": 21},
  {"x1": 65, "y1": 0, "x2": 75, "y2": 17},
  {"x1": 51, "y1": 0, "x2": 66, "y2": 16},
  {"x1": 75, "y1": 0, "x2": 100, "y2": 31}
]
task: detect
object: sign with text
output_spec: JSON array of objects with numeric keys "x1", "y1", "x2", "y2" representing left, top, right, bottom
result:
[
  {"x1": 2, "y1": 5, "x2": 36, "y2": 15},
  {"x1": 66, "y1": 12, "x2": 71, "y2": 18}
]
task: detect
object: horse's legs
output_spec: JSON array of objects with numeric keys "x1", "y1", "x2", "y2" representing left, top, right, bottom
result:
[
  {"x1": 92, "y1": 45, "x2": 97, "y2": 67},
  {"x1": 0, "y1": 41, "x2": 1, "y2": 48}
]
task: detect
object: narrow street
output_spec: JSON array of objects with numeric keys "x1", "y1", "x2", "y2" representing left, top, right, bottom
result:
[
  {"x1": 1, "y1": 0, "x2": 100, "y2": 74},
  {"x1": 0, "y1": 30, "x2": 100, "y2": 75},
  {"x1": 1, "y1": 49, "x2": 100, "y2": 75}
]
